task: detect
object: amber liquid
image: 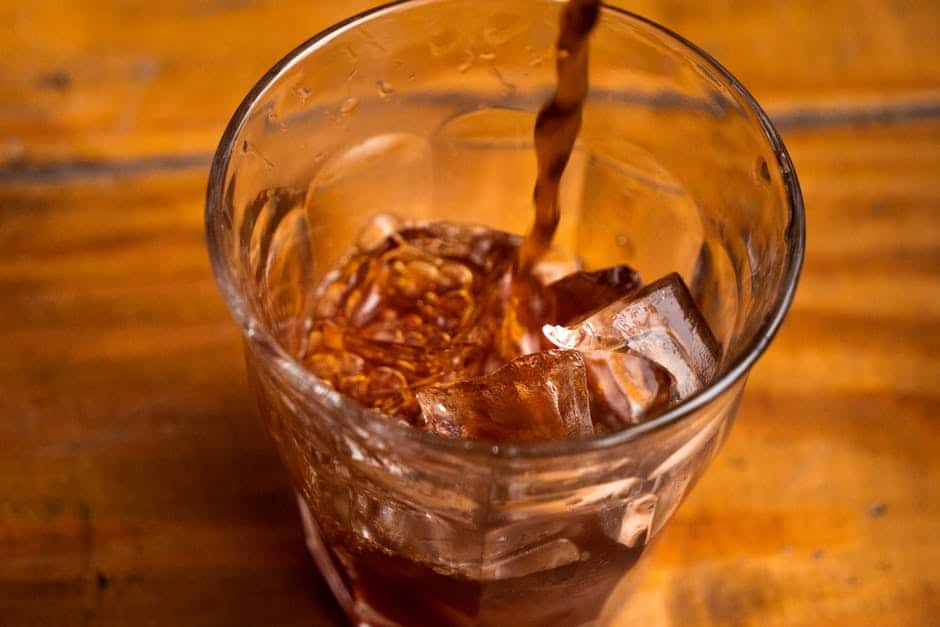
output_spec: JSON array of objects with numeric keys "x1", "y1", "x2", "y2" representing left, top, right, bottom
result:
[
  {"x1": 297, "y1": 2, "x2": 625, "y2": 625},
  {"x1": 503, "y1": 0, "x2": 601, "y2": 358},
  {"x1": 326, "y1": 526, "x2": 642, "y2": 627},
  {"x1": 516, "y1": 0, "x2": 600, "y2": 276}
]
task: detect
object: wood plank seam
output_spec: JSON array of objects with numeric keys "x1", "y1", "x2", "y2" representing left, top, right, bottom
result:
[{"x1": 1, "y1": 95, "x2": 940, "y2": 186}]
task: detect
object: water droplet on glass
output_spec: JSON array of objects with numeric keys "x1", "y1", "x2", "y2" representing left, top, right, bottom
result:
[
  {"x1": 489, "y1": 65, "x2": 515, "y2": 97},
  {"x1": 457, "y1": 49, "x2": 477, "y2": 74},
  {"x1": 483, "y1": 12, "x2": 522, "y2": 46},
  {"x1": 340, "y1": 97, "x2": 359, "y2": 115},
  {"x1": 615, "y1": 234, "x2": 635, "y2": 256},
  {"x1": 293, "y1": 85, "x2": 313, "y2": 103},
  {"x1": 429, "y1": 28, "x2": 458, "y2": 56},
  {"x1": 756, "y1": 156, "x2": 771, "y2": 184},
  {"x1": 376, "y1": 80, "x2": 395, "y2": 100}
]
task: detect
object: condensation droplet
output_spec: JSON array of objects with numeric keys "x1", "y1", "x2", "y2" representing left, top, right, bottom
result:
[
  {"x1": 483, "y1": 12, "x2": 522, "y2": 46},
  {"x1": 429, "y1": 28, "x2": 458, "y2": 56},
  {"x1": 376, "y1": 80, "x2": 396, "y2": 100},
  {"x1": 756, "y1": 156, "x2": 771, "y2": 184},
  {"x1": 489, "y1": 65, "x2": 516, "y2": 97},
  {"x1": 293, "y1": 85, "x2": 313, "y2": 102},
  {"x1": 615, "y1": 234, "x2": 635, "y2": 257},
  {"x1": 340, "y1": 97, "x2": 359, "y2": 115}
]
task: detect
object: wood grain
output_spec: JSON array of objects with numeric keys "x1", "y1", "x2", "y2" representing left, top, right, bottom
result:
[
  {"x1": 1, "y1": 0, "x2": 938, "y2": 163},
  {"x1": 0, "y1": 171, "x2": 345, "y2": 626},
  {"x1": 1, "y1": 1, "x2": 939, "y2": 625}
]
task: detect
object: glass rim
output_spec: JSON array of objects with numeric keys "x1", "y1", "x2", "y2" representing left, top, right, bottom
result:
[{"x1": 205, "y1": 0, "x2": 806, "y2": 460}]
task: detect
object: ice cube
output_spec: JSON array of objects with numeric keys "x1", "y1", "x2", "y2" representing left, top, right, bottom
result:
[
  {"x1": 480, "y1": 538, "x2": 581, "y2": 580},
  {"x1": 416, "y1": 350, "x2": 594, "y2": 442},
  {"x1": 584, "y1": 351, "x2": 675, "y2": 426},
  {"x1": 601, "y1": 493, "x2": 657, "y2": 548},
  {"x1": 543, "y1": 273, "x2": 721, "y2": 398},
  {"x1": 547, "y1": 265, "x2": 641, "y2": 325}
]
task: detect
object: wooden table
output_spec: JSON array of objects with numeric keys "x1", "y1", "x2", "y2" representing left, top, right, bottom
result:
[{"x1": 1, "y1": 1, "x2": 938, "y2": 625}]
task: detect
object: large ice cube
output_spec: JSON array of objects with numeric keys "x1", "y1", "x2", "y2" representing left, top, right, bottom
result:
[
  {"x1": 481, "y1": 538, "x2": 581, "y2": 580},
  {"x1": 543, "y1": 273, "x2": 721, "y2": 398},
  {"x1": 416, "y1": 350, "x2": 594, "y2": 442},
  {"x1": 584, "y1": 351, "x2": 675, "y2": 427}
]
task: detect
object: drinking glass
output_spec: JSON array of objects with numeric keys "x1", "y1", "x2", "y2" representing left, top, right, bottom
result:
[{"x1": 205, "y1": 1, "x2": 804, "y2": 624}]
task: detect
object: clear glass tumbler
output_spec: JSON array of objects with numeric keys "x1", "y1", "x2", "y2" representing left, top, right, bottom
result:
[{"x1": 205, "y1": 1, "x2": 804, "y2": 625}]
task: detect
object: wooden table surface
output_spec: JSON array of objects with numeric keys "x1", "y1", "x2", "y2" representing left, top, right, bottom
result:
[{"x1": 2, "y1": 1, "x2": 938, "y2": 625}]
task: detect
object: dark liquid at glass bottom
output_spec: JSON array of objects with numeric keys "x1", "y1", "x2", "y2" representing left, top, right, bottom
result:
[{"x1": 298, "y1": 499, "x2": 644, "y2": 627}]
